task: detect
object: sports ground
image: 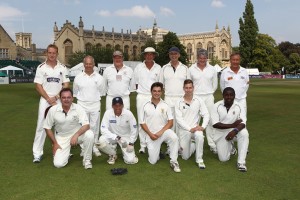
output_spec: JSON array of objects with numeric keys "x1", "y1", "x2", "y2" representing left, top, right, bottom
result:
[{"x1": 0, "y1": 79, "x2": 299, "y2": 199}]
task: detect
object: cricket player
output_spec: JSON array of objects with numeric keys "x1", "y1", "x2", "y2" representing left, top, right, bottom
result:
[
  {"x1": 73, "y1": 55, "x2": 105, "y2": 157},
  {"x1": 96, "y1": 97, "x2": 138, "y2": 165},
  {"x1": 211, "y1": 87, "x2": 249, "y2": 172},
  {"x1": 102, "y1": 50, "x2": 135, "y2": 110},
  {"x1": 159, "y1": 46, "x2": 190, "y2": 132},
  {"x1": 175, "y1": 79, "x2": 210, "y2": 169},
  {"x1": 189, "y1": 49, "x2": 218, "y2": 154},
  {"x1": 133, "y1": 47, "x2": 161, "y2": 154},
  {"x1": 140, "y1": 82, "x2": 181, "y2": 173},
  {"x1": 32, "y1": 44, "x2": 70, "y2": 163},
  {"x1": 43, "y1": 88, "x2": 94, "y2": 169},
  {"x1": 220, "y1": 53, "x2": 250, "y2": 114}
]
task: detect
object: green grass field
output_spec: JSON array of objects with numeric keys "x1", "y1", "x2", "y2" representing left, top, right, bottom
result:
[{"x1": 0, "y1": 79, "x2": 299, "y2": 200}]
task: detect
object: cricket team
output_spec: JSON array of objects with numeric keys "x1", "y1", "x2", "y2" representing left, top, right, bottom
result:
[{"x1": 32, "y1": 44, "x2": 250, "y2": 173}]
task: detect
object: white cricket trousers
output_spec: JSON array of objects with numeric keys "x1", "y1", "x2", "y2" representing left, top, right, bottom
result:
[
  {"x1": 54, "y1": 130, "x2": 94, "y2": 168},
  {"x1": 136, "y1": 93, "x2": 152, "y2": 148},
  {"x1": 195, "y1": 94, "x2": 216, "y2": 150},
  {"x1": 214, "y1": 129, "x2": 249, "y2": 164},
  {"x1": 33, "y1": 97, "x2": 60, "y2": 158},
  {"x1": 235, "y1": 98, "x2": 247, "y2": 116},
  {"x1": 77, "y1": 100, "x2": 101, "y2": 143},
  {"x1": 98, "y1": 135, "x2": 138, "y2": 164},
  {"x1": 179, "y1": 129, "x2": 205, "y2": 163},
  {"x1": 106, "y1": 95, "x2": 130, "y2": 110},
  {"x1": 146, "y1": 129, "x2": 179, "y2": 164},
  {"x1": 164, "y1": 96, "x2": 181, "y2": 132}
]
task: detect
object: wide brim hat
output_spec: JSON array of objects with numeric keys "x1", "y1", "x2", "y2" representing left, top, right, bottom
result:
[{"x1": 142, "y1": 47, "x2": 159, "y2": 56}]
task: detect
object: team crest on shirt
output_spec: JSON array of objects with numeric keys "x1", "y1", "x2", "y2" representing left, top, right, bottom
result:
[
  {"x1": 72, "y1": 115, "x2": 79, "y2": 121},
  {"x1": 228, "y1": 76, "x2": 233, "y2": 80},
  {"x1": 161, "y1": 108, "x2": 165, "y2": 114},
  {"x1": 123, "y1": 71, "x2": 127, "y2": 76},
  {"x1": 241, "y1": 76, "x2": 245, "y2": 79}
]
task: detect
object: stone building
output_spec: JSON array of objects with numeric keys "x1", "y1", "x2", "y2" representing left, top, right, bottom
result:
[
  {"x1": 53, "y1": 17, "x2": 149, "y2": 65},
  {"x1": 0, "y1": 24, "x2": 17, "y2": 60},
  {"x1": 15, "y1": 32, "x2": 32, "y2": 49}
]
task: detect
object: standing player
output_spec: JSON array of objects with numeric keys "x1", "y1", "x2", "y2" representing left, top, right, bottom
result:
[
  {"x1": 133, "y1": 47, "x2": 161, "y2": 154},
  {"x1": 32, "y1": 44, "x2": 70, "y2": 163},
  {"x1": 44, "y1": 88, "x2": 94, "y2": 169},
  {"x1": 220, "y1": 53, "x2": 250, "y2": 114},
  {"x1": 96, "y1": 97, "x2": 138, "y2": 165},
  {"x1": 140, "y1": 82, "x2": 181, "y2": 173},
  {"x1": 159, "y1": 46, "x2": 190, "y2": 132},
  {"x1": 211, "y1": 87, "x2": 249, "y2": 172},
  {"x1": 102, "y1": 51, "x2": 135, "y2": 110},
  {"x1": 175, "y1": 79, "x2": 210, "y2": 169},
  {"x1": 73, "y1": 55, "x2": 105, "y2": 157},
  {"x1": 189, "y1": 49, "x2": 218, "y2": 154}
]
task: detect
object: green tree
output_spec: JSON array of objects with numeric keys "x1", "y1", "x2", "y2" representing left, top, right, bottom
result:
[
  {"x1": 288, "y1": 53, "x2": 300, "y2": 73},
  {"x1": 278, "y1": 41, "x2": 300, "y2": 58},
  {"x1": 156, "y1": 32, "x2": 188, "y2": 66},
  {"x1": 238, "y1": 0, "x2": 259, "y2": 67},
  {"x1": 68, "y1": 51, "x2": 86, "y2": 67},
  {"x1": 209, "y1": 56, "x2": 222, "y2": 67}
]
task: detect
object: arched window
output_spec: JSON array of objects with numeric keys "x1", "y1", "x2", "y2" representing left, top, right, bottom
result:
[
  {"x1": 207, "y1": 42, "x2": 214, "y2": 59},
  {"x1": 85, "y1": 43, "x2": 92, "y2": 52},
  {"x1": 96, "y1": 43, "x2": 102, "y2": 49},
  {"x1": 133, "y1": 45, "x2": 138, "y2": 60},
  {"x1": 115, "y1": 44, "x2": 121, "y2": 51},
  {"x1": 220, "y1": 40, "x2": 228, "y2": 59},
  {"x1": 106, "y1": 44, "x2": 112, "y2": 49},
  {"x1": 187, "y1": 43, "x2": 192, "y2": 62},
  {"x1": 64, "y1": 39, "x2": 73, "y2": 65},
  {"x1": 196, "y1": 42, "x2": 203, "y2": 53},
  {"x1": 124, "y1": 45, "x2": 129, "y2": 54}
]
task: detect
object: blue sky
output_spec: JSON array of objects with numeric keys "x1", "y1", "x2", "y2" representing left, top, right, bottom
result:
[{"x1": 0, "y1": 0, "x2": 299, "y2": 48}]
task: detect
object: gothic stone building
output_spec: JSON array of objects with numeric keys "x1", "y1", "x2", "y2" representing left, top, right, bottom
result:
[{"x1": 54, "y1": 17, "x2": 149, "y2": 65}]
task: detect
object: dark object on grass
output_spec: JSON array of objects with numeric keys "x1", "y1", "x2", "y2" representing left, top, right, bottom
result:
[{"x1": 111, "y1": 168, "x2": 128, "y2": 175}]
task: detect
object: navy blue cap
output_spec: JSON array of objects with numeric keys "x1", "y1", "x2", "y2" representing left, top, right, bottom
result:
[
  {"x1": 169, "y1": 46, "x2": 180, "y2": 53},
  {"x1": 112, "y1": 97, "x2": 123, "y2": 105}
]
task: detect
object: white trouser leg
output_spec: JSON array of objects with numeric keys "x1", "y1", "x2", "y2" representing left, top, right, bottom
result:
[
  {"x1": 136, "y1": 94, "x2": 151, "y2": 148},
  {"x1": 236, "y1": 129, "x2": 249, "y2": 164},
  {"x1": 236, "y1": 98, "x2": 247, "y2": 116},
  {"x1": 178, "y1": 129, "x2": 193, "y2": 160},
  {"x1": 106, "y1": 95, "x2": 130, "y2": 110},
  {"x1": 147, "y1": 129, "x2": 179, "y2": 164},
  {"x1": 119, "y1": 137, "x2": 138, "y2": 164},
  {"x1": 214, "y1": 133, "x2": 231, "y2": 162},
  {"x1": 194, "y1": 131, "x2": 205, "y2": 163},
  {"x1": 53, "y1": 135, "x2": 72, "y2": 168},
  {"x1": 77, "y1": 130, "x2": 94, "y2": 161},
  {"x1": 164, "y1": 96, "x2": 180, "y2": 132},
  {"x1": 33, "y1": 97, "x2": 57, "y2": 158}
]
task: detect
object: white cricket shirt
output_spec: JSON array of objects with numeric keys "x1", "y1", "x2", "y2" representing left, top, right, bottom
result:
[
  {"x1": 159, "y1": 62, "x2": 190, "y2": 96},
  {"x1": 134, "y1": 61, "x2": 161, "y2": 95},
  {"x1": 34, "y1": 61, "x2": 70, "y2": 96},
  {"x1": 73, "y1": 71, "x2": 105, "y2": 102},
  {"x1": 43, "y1": 103, "x2": 89, "y2": 137},
  {"x1": 220, "y1": 66, "x2": 249, "y2": 99},
  {"x1": 103, "y1": 64, "x2": 134, "y2": 96},
  {"x1": 175, "y1": 96, "x2": 210, "y2": 131},
  {"x1": 100, "y1": 109, "x2": 138, "y2": 144},
  {"x1": 189, "y1": 63, "x2": 218, "y2": 95},
  {"x1": 140, "y1": 99, "x2": 173, "y2": 133}
]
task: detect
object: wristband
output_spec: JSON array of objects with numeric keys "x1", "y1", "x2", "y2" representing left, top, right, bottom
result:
[{"x1": 233, "y1": 128, "x2": 239, "y2": 134}]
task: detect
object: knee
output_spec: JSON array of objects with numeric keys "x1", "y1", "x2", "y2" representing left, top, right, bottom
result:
[
  {"x1": 218, "y1": 153, "x2": 230, "y2": 162},
  {"x1": 148, "y1": 156, "x2": 158, "y2": 165},
  {"x1": 85, "y1": 130, "x2": 94, "y2": 140},
  {"x1": 54, "y1": 160, "x2": 67, "y2": 168},
  {"x1": 239, "y1": 129, "x2": 249, "y2": 138},
  {"x1": 194, "y1": 131, "x2": 204, "y2": 141}
]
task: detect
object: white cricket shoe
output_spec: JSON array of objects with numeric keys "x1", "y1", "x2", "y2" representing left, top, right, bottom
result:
[
  {"x1": 170, "y1": 162, "x2": 181, "y2": 173},
  {"x1": 139, "y1": 147, "x2": 145, "y2": 154},
  {"x1": 83, "y1": 160, "x2": 92, "y2": 169},
  {"x1": 237, "y1": 163, "x2": 247, "y2": 172},
  {"x1": 107, "y1": 155, "x2": 117, "y2": 165},
  {"x1": 33, "y1": 157, "x2": 41, "y2": 163},
  {"x1": 93, "y1": 145, "x2": 102, "y2": 157},
  {"x1": 198, "y1": 162, "x2": 206, "y2": 169}
]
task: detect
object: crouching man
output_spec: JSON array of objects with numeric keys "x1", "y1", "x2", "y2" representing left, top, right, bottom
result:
[
  {"x1": 43, "y1": 88, "x2": 94, "y2": 169},
  {"x1": 96, "y1": 97, "x2": 138, "y2": 165},
  {"x1": 211, "y1": 87, "x2": 249, "y2": 172}
]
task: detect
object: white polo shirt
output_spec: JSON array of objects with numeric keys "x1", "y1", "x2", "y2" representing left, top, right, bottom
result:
[
  {"x1": 34, "y1": 61, "x2": 70, "y2": 96},
  {"x1": 43, "y1": 103, "x2": 89, "y2": 137},
  {"x1": 100, "y1": 109, "x2": 138, "y2": 144},
  {"x1": 103, "y1": 64, "x2": 134, "y2": 97},
  {"x1": 159, "y1": 62, "x2": 190, "y2": 96},
  {"x1": 211, "y1": 100, "x2": 247, "y2": 134},
  {"x1": 220, "y1": 66, "x2": 249, "y2": 100},
  {"x1": 175, "y1": 96, "x2": 210, "y2": 131},
  {"x1": 189, "y1": 63, "x2": 218, "y2": 95},
  {"x1": 140, "y1": 99, "x2": 173, "y2": 133},
  {"x1": 134, "y1": 61, "x2": 161, "y2": 95},
  {"x1": 73, "y1": 71, "x2": 105, "y2": 102}
]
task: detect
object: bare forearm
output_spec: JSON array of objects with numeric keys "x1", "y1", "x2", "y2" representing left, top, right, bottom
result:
[{"x1": 45, "y1": 129, "x2": 57, "y2": 145}]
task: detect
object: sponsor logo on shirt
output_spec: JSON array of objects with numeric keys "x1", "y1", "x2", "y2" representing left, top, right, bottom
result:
[
  {"x1": 47, "y1": 77, "x2": 60, "y2": 83},
  {"x1": 109, "y1": 120, "x2": 117, "y2": 123},
  {"x1": 241, "y1": 76, "x2": 245, "y2": 79},
  {"x1": 133, "y1": 125, "x2": 137, "y2": 128},
  {"x1": 228, "y1": 76, "x2": 233, "y2": 80}
]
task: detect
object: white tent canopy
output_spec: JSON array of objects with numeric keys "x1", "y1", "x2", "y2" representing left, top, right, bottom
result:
[
  {"x1": 69, "y1": 62, "x2": 99, "y2": 77},
  {"x1": 0, "y1": 65, "x2": 24, "y2": 77}
]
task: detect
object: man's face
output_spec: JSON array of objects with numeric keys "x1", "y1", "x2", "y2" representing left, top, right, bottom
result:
[
  {"x1": 113, "y1": 55, "x2": 123, "y2": 68},
  {"x1": 169, "y1": 51, "x2": 180, "y2": 62},
  {"x1": 223, "y1": 89, "x2": 235, "y2": 106},
  {"x1": 84, "y1": 57, "x2": 94, "y2": 74},
  {"x1": 230, "y1": 55, "x2": 241, "y2": 68},
  {"x1": 144, "y1": 53, "x2": 155, "y2": 62},
  {"x1": 197, "y1": 55, "x2": 207, "y2": 67},
  {"x1": 60, "y1": 91, "x2": 73, "y2": 108},
  {"x1": 151, "y1": 86, "x2": 162, "y2": 100},
  {"x1": 112, "y1": 103, "x2": 123, "y2": 116},
  {"x1": 183, "y1": 83, "x2": 194, "y2": 96},
  {"x1": 47, "y1": 47, "x2": 58, "y2": 62}
]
